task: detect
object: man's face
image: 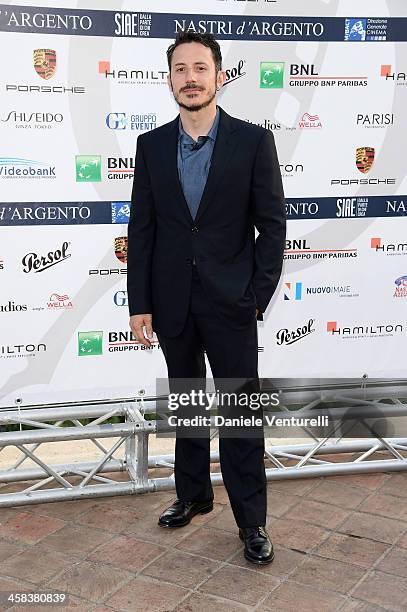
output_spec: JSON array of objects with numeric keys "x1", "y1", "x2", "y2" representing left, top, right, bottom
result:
[{"x1": 168, "y1": 41, "x2": 225, "y2": 112}]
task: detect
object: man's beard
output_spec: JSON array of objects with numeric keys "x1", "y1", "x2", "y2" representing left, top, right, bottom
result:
[{"x1": 172, "y1": 82, "x2": 217, "y2": 113}]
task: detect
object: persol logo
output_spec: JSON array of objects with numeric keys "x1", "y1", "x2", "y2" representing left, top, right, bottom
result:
[
  {"x1": 22, "y1": 241, "x2": 71, "y2": 273},
  {"x1": 276, "y1": 318, "x2": 315, "y2": 346}
]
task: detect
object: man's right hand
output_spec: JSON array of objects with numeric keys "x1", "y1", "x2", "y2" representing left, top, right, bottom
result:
[{"x1": 129, "y1": 314, "x2": 154, "y2": 348}]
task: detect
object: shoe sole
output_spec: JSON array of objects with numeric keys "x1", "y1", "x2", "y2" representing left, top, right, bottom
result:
[{"x1": 157, "y1": 504, "x2": 213, "y2": 528}]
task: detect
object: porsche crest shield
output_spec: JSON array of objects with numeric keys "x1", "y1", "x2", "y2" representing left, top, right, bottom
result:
[
  {"x1": 33, "y1": 49, "x2": 56, "y2": 80},
  {"x1": 114, "y1": 237, "x2": 128, "y2": 263},
  {"x1": 356, "y1": 147, "x2": 375, "y2": 174}
]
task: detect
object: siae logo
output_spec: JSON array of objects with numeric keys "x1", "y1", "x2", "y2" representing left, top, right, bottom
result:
[{"x1": 22, "y1": 241, "x2": 71, "y2": 273}]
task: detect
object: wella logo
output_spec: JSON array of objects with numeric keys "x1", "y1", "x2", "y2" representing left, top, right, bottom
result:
[{"x1": 298, "y1": 112, "x2": 322, "y2": 129}]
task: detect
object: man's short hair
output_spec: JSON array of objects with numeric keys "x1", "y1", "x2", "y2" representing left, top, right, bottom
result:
[{"x1": 166, "y1": 31, "x2": 222, "y2": 73}]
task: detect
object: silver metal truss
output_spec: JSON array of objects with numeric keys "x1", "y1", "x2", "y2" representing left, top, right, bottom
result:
[{"x1": 0, "y1": 378, "x2": 407, "y2": 507}]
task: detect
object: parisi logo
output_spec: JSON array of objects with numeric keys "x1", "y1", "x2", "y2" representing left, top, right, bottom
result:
[{"x1": 22, "y1": 241, "x2": 71, "y2": 273}]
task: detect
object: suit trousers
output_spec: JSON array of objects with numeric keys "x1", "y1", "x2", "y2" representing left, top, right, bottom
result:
[{"x1": 156, "y1": 266, "x2": 267, "y2": 528}]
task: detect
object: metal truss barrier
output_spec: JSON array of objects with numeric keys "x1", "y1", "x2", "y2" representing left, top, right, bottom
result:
[{"x1": 0, "y1": 379, "x2": 407, "y2": 507}]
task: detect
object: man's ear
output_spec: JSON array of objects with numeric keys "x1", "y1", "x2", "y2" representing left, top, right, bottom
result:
[
  {"x1": 167, "y1": 73, "x2": 173, "y2": 92},
  {"x1": 217, "y1": 69, "x2": 227, "y2": 89}
]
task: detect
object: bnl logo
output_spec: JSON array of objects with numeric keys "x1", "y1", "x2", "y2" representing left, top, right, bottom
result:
[{"x1": 284, "y1": 282, "x2": 302, "y2": 301}]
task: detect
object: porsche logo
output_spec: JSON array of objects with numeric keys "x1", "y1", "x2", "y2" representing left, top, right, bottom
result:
[
  {"x1": 356, "y1": 147, "x2": 375, "y2": 174},
  {"x1": 114, "y1": 237, "x2": 128, "y2": 263},
  {"x1": 33, "y1": 49, "x2": 56, "y2": 80}
]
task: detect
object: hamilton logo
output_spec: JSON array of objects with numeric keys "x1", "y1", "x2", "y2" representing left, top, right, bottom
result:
[
  {"x1": 114, "y1": 237, "x2": 128, "y2": 263},
  {"x1": 33, "y1": 49, "x2": 57, "y2": 80},
  {"x1": 356, "y1": 147, "x2": 375, "y2": 174}
]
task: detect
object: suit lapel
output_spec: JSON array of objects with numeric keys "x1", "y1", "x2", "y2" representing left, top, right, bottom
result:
[
  {"x1": 195, "y1": 108, "x2": 237, "y2": 224},
  {"x1": 165, "y1": 115, "x2": 195, "y2": 222}
]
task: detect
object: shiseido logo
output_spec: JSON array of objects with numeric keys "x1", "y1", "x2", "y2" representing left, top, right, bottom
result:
[
  {"x1": 276, "y1": 319, "x2": 315, "y2": 346},
  {"x1": 2, "y1": 111, "x2": 64, "y2": 127},
  {"x1": 22, "y1": 241, "x2": 71, "y2": 273}
]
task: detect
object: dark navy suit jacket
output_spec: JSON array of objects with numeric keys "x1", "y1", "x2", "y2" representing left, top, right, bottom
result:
[{"x1": 127, "y1": 107, "x2": 286, "y2": 338}]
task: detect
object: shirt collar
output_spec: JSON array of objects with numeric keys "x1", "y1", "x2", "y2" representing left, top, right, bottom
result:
[{"x1": 178, "y1": 106, "x2": 220, "y2": 144}]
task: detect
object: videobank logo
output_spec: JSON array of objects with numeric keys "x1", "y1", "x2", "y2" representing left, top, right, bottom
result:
[
  {"x1": 75, "y1": 156, "x2": 101, "y2": 182},
  {"x1": 260, "y1": 62, "x2": 284, "y2": 88},
  {"x1": 0, "y1": 157, "x2": 56, "y2": 179},
  {"x1": 78, "y1": 331, "x2": 103, "y2": 356}
]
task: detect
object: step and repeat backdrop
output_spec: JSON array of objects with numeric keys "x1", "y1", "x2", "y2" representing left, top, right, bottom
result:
[{"x1": 0, "y1": 0, "x2": 406, "y2": 406}]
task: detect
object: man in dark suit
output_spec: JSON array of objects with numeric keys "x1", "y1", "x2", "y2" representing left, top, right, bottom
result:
[{"x1": 127, "y1": 31, "x2": 286, "y2": 565}]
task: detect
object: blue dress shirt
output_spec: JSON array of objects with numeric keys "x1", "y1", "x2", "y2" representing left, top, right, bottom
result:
[{"x1": 177, "y1": 107, "x2": 220, "y2": 220}]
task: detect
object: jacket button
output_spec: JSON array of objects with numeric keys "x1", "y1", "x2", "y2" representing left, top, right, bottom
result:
[{"x1": 191, "y1": 226, "x2": 198, "y2": 233}]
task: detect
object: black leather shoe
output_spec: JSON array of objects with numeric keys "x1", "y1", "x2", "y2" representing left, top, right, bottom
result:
[
  {"x1": 158, "y1": 498, "x2": 213, "y2": 528},
  {"x1": 239, "y1": 526, "x2": 274, "y2": 565}
]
